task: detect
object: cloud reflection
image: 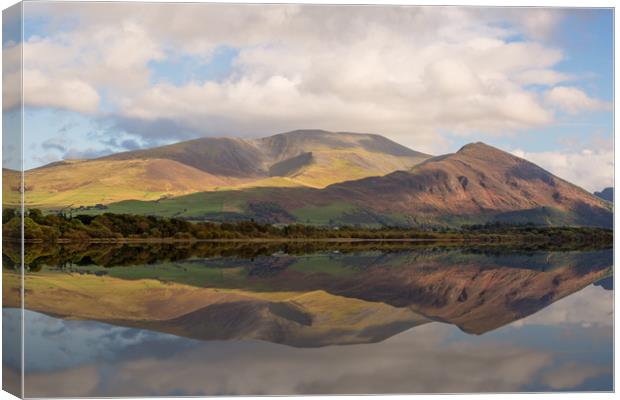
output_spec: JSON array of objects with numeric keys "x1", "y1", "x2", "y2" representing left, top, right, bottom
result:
[{"x1": 17, "y1": 281, "x2": 613, "y2": 397}]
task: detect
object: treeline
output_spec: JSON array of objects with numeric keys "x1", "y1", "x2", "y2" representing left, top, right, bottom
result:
[
  {"x1": 3, "y1": 208, "x2": 449, "y2": 242},
  {"x1": 1, "y1": 208, "x2": 613, "y2": 247},
  {"x1": 461, "y1": 221, "x2": 613, "y2": 249}
]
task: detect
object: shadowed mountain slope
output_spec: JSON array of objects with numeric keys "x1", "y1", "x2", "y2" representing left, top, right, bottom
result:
[
  {"x1": 594, "y1": 187, "x2": 613, "y2": 202},
  {"x1": 103, "y1": 137, "x2": 266, "y2": 177}
]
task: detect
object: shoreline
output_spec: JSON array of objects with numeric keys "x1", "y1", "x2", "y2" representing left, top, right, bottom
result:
[
  {"x1": 11, "y1": 237, "x2": 478, "y2": 244},
  {"x1": 2, "y1": 236, "x2": 611, "y2": 248}
]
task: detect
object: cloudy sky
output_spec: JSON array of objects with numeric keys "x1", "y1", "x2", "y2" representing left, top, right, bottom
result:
[{"x1": 2, "y1": 3, "x2": 613, "y2": 191}]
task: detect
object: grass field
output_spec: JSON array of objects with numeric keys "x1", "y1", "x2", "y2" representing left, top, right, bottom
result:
[
  {"x1": 74, "y1": 187, "x2": 365, "y2": 225},
  {"x1": 78, "y1": 191, "x2": 249, "y2": 219},
  {"x1": 291, "y1": 202, "x2": 358, "y2": 224}
]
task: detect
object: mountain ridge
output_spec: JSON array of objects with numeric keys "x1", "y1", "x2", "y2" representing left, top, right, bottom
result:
[
  {"x1": 99, "y1": 129, "x2": 430, "y2": 175},
  {"x1": 18, "y1": 129, "x2": 431, "y2": 207}
]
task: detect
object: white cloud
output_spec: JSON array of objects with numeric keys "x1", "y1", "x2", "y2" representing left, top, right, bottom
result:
[
  {"x1": 511, "y1": 284, "x2": 613, "y2": 328},
  {"x1": 515, "y1": 69, "x2": 574, "y2": 86},
  {"x1": 541, "y1": 362, "x2": 609, "y2": 390},
  {"x1": 512, "y1": 145, "x2": 613, "y2": 192},
  {"x1": 2, "y1": 42, "x2": 23, "y2": 111},
  {"x1": 512, "y1": 8, "x2": 565, "y2": 39},
  {"x1": 20, "y1": 20, "x2": 164, "y2": 114},
  {"x1": 21, "y1": 321, "x2": 555, "y2": 396},
  {"x1": 23, "y1": 69, "x2": 100, "y2": 114},
  {"x1": 545, "y1": 86, "x2": 612, "y2": 114},
  {"x1": 6, "y1": 4, "x2": 610, "y2": 157}
]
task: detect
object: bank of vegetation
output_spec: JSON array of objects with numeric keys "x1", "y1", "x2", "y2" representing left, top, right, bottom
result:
[{"x1": 2, "y1": 208, "x2": 613, "y2": 248}]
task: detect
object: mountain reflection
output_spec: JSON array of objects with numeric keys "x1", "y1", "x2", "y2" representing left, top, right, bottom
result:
[
  {"x1": 3, "y1": 283, "x2": 613, "y2": 396},
  {"x1": 2, "y1": 242, "x2": 613, "y2": 395},
  {"x1": 2, "y1": 243, "x2": 612, "y2": 347}
]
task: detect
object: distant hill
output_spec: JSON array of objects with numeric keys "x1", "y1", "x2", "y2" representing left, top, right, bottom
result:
[
  {"x1": 18, "y1": 130, "x2": 430, "y2": 208},
  {"x1": 95, "y1": 142, "x2": 613, "y2": 228},
  {"x1": 594, "y1": 187, "x2": 613, "y2": 202}
]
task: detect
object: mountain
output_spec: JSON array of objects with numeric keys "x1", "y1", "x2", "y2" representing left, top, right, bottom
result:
[
  {"x1": 17, "y1": 130, "x2": 430, "y2": 208},
  {"x1": 99, "y1": 142, "x2": 613, "y2": 228},
  {"x1": 318, "y1": 142, "x2": 612, "y2": 226},
  {"x1": 594, "y1": 187, "x2": 613, "y2": 202}
]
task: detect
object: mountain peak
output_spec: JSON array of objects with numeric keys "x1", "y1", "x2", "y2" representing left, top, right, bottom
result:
[
  {"x1": 277, "y1": 129, "x2": 334, "y2": 136},
  {"x1": 457, "y1": 142, "x2": 498, "y2": 154},
  {"x1": 258, "y1": 129, "x2": 430, "y2": 159},
  {"x1": 454, "y1": 142, "x2": 525, "y2": 165},
  {"x1": 270, "y1": 129, "x2": 380, "y2": 140}
]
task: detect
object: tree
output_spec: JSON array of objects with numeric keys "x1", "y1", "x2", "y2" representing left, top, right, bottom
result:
[
  {"x1": 2, "y1": 208, "x2": 16, "y2": 224},
  {"x1": 28, "y1": 209, "x2": 45, "y2": 224},
  {"x1": 23, "y1": 217, "x2": 44, "y2": 240}
]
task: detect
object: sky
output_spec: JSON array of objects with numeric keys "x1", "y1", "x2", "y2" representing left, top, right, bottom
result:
[{"x1": 2, "y1": 3, "x2": 614, "y2": 191}]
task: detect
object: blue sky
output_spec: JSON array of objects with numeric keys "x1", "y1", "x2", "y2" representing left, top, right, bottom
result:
[
  {"x1": 3, "y1": 4, "x2": 614, "y2": 190},
  {"x1": 482, "y1": 9, "x2": 613, "y2": 149}
]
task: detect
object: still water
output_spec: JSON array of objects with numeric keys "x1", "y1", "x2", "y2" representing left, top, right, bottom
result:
[{"x1": 2, "y1": 243, "x2": 614, "y2": 396}]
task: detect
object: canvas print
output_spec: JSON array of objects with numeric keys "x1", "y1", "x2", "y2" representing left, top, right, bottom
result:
[{"x1": 2, "y1": 2, "x2": 614, "y2": 397}]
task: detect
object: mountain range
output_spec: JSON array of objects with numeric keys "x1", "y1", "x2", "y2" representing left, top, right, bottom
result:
[{"x1": 5, "y1": 129, "x2": 613, "y2": 227}]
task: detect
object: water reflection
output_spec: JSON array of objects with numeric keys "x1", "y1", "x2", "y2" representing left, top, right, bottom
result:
[{"x1": 2, "y1": 243, "x2": 614, "y2": 396}]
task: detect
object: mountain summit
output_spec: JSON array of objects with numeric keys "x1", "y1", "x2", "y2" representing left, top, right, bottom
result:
[
  {"x1": 103, "y1": 129, "x2": 429, "y2": 178},
  {"x1": 20, "y1": 130, "x2": 430, "y2": 207}
]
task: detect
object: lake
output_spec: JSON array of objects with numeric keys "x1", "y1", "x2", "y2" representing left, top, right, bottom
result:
[{"x1": 2, "y1": 242, "x2": 613, "y2": 396}]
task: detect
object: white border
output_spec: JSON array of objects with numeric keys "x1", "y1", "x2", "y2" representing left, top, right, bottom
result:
[{"x1": 0, "y1": 1, "x2": 616, "y2": 400}]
